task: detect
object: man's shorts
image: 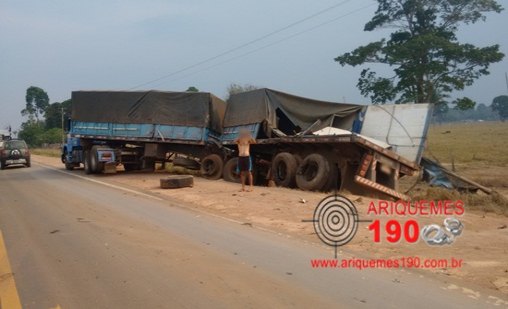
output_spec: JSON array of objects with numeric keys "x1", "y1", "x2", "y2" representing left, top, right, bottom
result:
[{"x1": 237, "y1": 156, "x2": 252, "y2": 172}]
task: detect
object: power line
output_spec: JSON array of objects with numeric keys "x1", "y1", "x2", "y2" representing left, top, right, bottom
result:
[
  {"x1": 148, "y1": 3, "x2": 375, "y2": 89},
  {"x1": 127, "y1": 0, "x2": 355, "y2": 90}
]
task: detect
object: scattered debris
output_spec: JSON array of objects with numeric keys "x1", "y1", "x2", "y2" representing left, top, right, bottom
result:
[
  {"x1": 49, "y1": 229, "x2": 60, "y2": 234},
  {"x1": 299, "y1": 198, "x2": 307, "y2": 204},
  {"x1": 421, "y1": 157, "x2": 493, "y2": 194}
]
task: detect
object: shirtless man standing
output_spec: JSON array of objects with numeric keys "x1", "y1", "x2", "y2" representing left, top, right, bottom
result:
[{"x1": 235, "y1": 129, "x2": 256, "y2": 192}]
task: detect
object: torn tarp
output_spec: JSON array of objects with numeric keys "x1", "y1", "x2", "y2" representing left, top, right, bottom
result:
[{"x1": 224, "y1": 88, "x2": 364, "y2": 135}]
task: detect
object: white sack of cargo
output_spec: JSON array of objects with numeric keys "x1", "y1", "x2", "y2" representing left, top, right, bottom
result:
[{"x1": 313, "y1": 127, "x2": 391, "y2": 149}]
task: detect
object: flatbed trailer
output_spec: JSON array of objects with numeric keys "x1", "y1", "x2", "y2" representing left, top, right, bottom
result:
[
  {"x1": 62, "y1": 91, "x2": 227, "y2": 178},
  {"x1": 219, "y1": 89, "x2": 431, "y2": 200},
  {"x1": 221, "y1": 133, "x2": 418, "y2": 200},
  {"x1": 62, "y1": 88, "x2": 431, "y2": 200}
]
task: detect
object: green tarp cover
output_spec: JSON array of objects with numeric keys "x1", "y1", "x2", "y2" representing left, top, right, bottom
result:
[
  {"x1": 224, "y1": 88, "x2": 363, "y2": 131},
  {"x1": 72, "y1": 91, "x2": 226, "y2": 133}
]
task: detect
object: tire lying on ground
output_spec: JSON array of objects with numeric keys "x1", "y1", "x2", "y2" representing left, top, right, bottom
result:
[
  {"x1": 200, "y1": 154, "x2": 223, "y2": 180},
  {"x1": 272, "y1": 152, "x2": 298, "y2": 187},
  {"x1": 223, "y1": 158, "x2": 240, "y2": 183},
  {"x1": 295, "y1": 153, "x2": 331, "y2": 191},
  {"x1": 160, "y1": 175, "x2": 194, "y2": 189}
]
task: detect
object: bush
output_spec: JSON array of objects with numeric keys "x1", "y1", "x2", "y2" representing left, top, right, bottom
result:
[{"x1": 18, "y1": 121, "x2": 63, "y2": 147}]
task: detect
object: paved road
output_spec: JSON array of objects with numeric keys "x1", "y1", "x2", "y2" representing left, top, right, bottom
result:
[{"x1": 0, "y1": 164, "x2": 506, "y2": 308}]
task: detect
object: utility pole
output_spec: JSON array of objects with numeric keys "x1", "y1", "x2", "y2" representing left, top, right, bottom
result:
[
  {"x1": 61, "y1": 106, "x2": 65, "y2": 145},
  {"x1": 505, "y1": 72, "x2": 508, "y2": 94}
]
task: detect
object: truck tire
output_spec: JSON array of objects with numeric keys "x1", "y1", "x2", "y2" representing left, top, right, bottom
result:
[
  {"x1": 0, "y1": 160, "x2": 5, "y2": 170},
  {"x1": 296, "y1": 153, "x2": 330, "y2": 191},
  {"x1": 61, "y1": 149, "x2": 67, "y2": 164},
  {"x1": 272, "y1": 152, "x2": 298, "y2": 187},
  {"x1": 160, "y1": 175, "x2": 194, "y2": 189},
  {"x1": 84, "y1": 150, "x2": 92, "y2": 174},
  {"x1": 90, "y1": 146, "x2": 105, "y2": 173},
  {"x1": 200, "y1": 154, "x2": 223, "y2": 180},
  {"x1": 323, "y1": 163, "x2": 341, "y2": 192},
  {"x1": 223, "y1": 158, "x2": 240, "y2": 183}
]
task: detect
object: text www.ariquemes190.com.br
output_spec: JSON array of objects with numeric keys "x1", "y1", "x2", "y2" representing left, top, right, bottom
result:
[{"x1": 310, "y1": 257, "x2": 463, "y2": 270}]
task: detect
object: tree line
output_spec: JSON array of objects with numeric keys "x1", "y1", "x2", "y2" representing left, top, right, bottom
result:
[{"x1": 18, "y1": 86, "x2": 71, "y2": 146}]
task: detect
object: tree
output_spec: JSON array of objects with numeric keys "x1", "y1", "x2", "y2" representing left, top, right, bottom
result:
[
  {"x1": 45, "y1": 99, "x2": 72, "y2": 129},
  {"x1": 492, "y1": 95, "x2": 508, "y2": 121},
  {"x1": 22, "y1": 86, "x2": 49, "y2": 120},
  {"x1": 452, "y1": 97, "x2": 476, "y2": 111},
  {"x1": 335, "y1": 0, "x2": 504, "y2": 104},
  {"x1": 186, "y1": 86, "x2": 199, "y2": 92},
  {"x1": 18, "y1": 121, "x2": 45, "y2": 146},
  {"x1": 226, "y1": 83, "x2": 259, "y2": 100}
]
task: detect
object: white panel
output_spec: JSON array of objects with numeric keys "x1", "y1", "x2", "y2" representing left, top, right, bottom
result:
[{"x1": 360, "y1": 104, "x2": 432, "y2": 162}]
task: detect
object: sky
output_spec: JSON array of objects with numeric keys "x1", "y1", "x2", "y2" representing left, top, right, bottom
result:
[{"x1": 1, "y1": 0, "x2": 507, "y2": 131}]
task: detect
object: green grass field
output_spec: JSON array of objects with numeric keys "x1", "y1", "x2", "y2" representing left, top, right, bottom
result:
[{"x1": 426, "y1": 121, "x2": 508, "y2": 166}]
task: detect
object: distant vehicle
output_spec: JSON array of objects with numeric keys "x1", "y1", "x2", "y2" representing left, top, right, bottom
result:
[
  {"x1": 0, "y1": 129, "x2": 11, "y2": 141},
  {"x1": 0, "y1": 139, "x2": 31, "y2": 169}
]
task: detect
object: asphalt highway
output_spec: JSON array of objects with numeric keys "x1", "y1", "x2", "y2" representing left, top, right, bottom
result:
[{"x1": 0, "y1": 164, "x2": 506, "y2": 308}]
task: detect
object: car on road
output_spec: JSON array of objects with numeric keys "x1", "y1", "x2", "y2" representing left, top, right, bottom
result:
[{"x1": 0, "y1": 139, "x2": 31, "y2": 169}]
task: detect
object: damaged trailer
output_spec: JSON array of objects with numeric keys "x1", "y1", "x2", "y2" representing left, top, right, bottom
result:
[
  {"x1": 62, "y1": 90, "x2": 227, "y2": 177},
  {"x1": 61, "y1": 88, "x2": 432, "y2": 200},
  {"x1": 221, "y1": 88, "x2": 432, "y2": 200}
]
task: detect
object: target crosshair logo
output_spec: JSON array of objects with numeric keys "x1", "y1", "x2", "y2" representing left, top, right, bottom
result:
[{"x1": 303, "y1": 195, "x2": 371, "y2": 258}]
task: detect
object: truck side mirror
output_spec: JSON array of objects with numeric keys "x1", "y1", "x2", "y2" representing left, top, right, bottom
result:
[{"x1": 64, "y1": 118, "x2": 71, "y2": 132}]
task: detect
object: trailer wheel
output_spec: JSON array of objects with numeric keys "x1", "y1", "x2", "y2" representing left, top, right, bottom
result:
[
  {"x1": 296, "y1": 153, "x2": 330, "y2": 191},
  {"x1": 160, "y1": 175, "x2": 194, "y2": 189},
  {"x1": 90, "y1": 146, "x2": 105, "y2": 173},
  {"x1": 61, "y1": 148, "x2": 67, "y2": 164},
  {"x1": 223, "y1": 158, "x2": 239, "y2": 183},
  {"x1": 323, "y1": 163, "x2": 341, "y2": 192},
  {"x1": 84, "y1": 150, "x2": 92, "y2": 174},
  {"x1": 200, "y1": 154, "x2": 223, "y2": 180},
  {"x1": 272, "y1": 152, "x2": 298, "y2": 187}
]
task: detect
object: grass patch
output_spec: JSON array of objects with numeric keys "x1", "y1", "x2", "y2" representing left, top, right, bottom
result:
[
  {"x1": 31, "y1": 148, "x2": 61, "y2": 158},
  {"x1": 409, "y1": 185, "x2": 508, "y2": 215},
  {"x1": 426, "y1": 121, "x2": 508, "y2": 166}
]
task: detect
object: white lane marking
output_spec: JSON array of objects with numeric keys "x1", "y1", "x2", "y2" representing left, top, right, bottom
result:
[{"x1": 33, "y1": 162, "x2": 163, "y2": 201}]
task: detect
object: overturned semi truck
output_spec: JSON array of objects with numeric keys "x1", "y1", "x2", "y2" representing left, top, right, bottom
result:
[{"x1": 62, "y1": 89, "x2": 431, "y2": 200}]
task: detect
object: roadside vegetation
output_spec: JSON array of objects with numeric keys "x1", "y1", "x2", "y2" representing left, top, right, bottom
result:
[
  {"x1": 426, "y1": 121, "x2": 508, "y2": 166},
  {"x1": 31, "y1": 148, "x2": 61, "y2": 158}
]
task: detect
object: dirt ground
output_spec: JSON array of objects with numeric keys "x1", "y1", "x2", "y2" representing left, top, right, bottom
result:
[{"x1": 31, "y1": 154, "x2": 508, "y2": 296}]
